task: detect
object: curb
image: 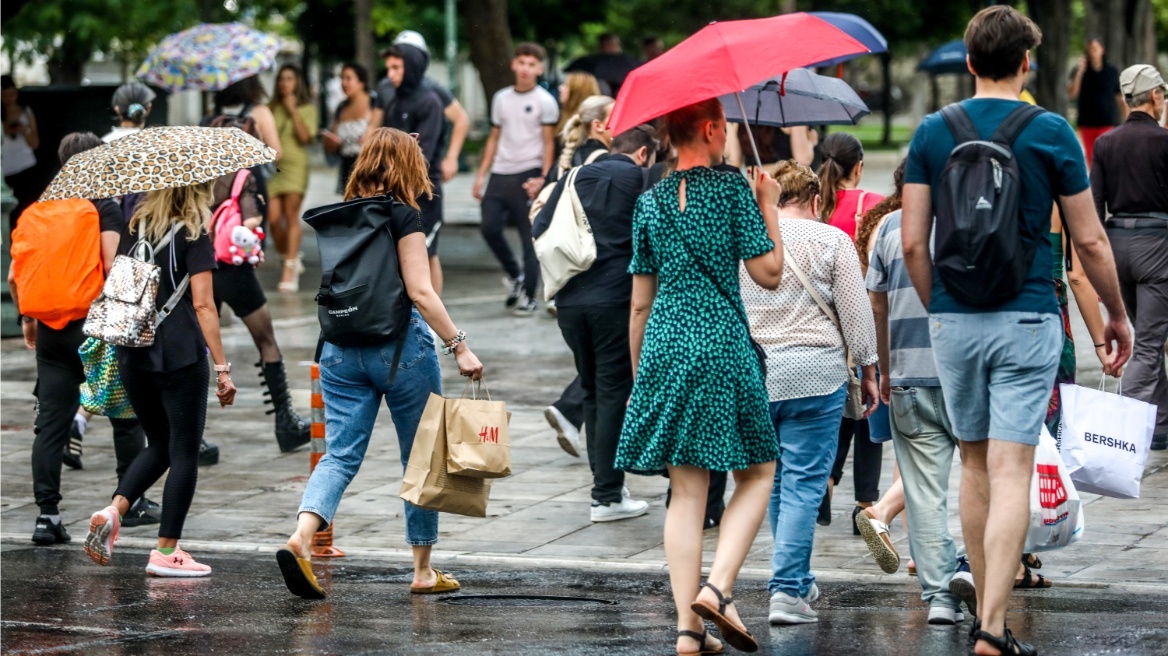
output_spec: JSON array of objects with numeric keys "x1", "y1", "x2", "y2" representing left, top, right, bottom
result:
[{"x1": 4, "y1": 534, "x2": 1159, "y2": 593}]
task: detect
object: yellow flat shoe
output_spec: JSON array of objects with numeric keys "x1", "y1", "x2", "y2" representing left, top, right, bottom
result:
[
  {"x1": 276, "y1": 548, "x2": 326, "y2": 599},
  {"x1": 410, "y1": 568, "x2": 460, "y2": 594}
]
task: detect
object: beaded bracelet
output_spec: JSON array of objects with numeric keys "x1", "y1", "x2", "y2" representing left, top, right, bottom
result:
[{"x1": 442, "y1": 329, "x2": 467, "y2": 355}]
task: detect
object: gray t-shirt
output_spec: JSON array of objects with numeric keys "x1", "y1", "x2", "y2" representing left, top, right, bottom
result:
[
  {"x1": 864, "y1": 210, "x2": 941, "y2": 387},
  {"x1": 489, "y1": 85, "x2": 558, "y2": 175}
]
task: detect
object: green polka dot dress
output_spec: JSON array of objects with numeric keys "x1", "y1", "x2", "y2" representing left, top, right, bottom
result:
[{"x1": 616, "y1": 167, "x2": 779, "y2": 476}]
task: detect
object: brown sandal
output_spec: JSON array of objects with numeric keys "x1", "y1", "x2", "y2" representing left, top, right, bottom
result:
[
  {"x1": 1014, "y1": 563, "x2": 1052, "y2": 589},
  {"x1": 410, "y1": 568, "x2": 461, "y2": 594},
  {"x1": 677, "y1": 629, "x2": 723, "y2": 655},
  {"x1": 690, "y1": 582, "x2": 758, "y2": 653}
]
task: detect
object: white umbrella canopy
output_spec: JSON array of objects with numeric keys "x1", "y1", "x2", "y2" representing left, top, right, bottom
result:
[{"x1": 41, "y1": 126, "x2": 277, "y2": 201}]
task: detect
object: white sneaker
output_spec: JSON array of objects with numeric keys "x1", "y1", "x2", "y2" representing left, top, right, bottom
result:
[
  {"x1": 546, "y1": 299, "x2": 558, "y2": 317},
  {"x1": 590, "y1": 497, "x2": 649, "y2": 522},
  {"x1": 544, "y1": 406, "x2": 582, "y2": 457},
  {"x1": 769, "y1": 591, "x2": 818, "y2": 624},
  {"x1": 927, "y1": 605, "x2": 964, "y2": 625},
  {"x1": 805, "y1": 582, "x2": 820, "y2": 604}
]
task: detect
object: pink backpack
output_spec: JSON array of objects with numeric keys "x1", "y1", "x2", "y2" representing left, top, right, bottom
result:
[{"x1": 211, "y1": 169, "x2": 265, "y2": 266}]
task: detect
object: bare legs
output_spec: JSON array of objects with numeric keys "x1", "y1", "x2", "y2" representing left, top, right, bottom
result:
[
  {"x1": 865, "y1": 464, "x2": 906, "y2": 528},
  {"x1": 287, "y1": 512, "x2": 437, "y2": 588},
  {"x1": 268, "y1": 192, "x2": 304, "y2": 289},
  {"x1": 959, "y1": 439, "x2": 1034, "y2": 656},
  {"x1": 667, "y1": 462, "x2": 775, "y2": 654},
  {"x1": 111, "y1": 494, "x2": 176, "y2": 549}
]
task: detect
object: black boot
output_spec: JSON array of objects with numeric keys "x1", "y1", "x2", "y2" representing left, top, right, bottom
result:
[
  {"x1": 260, "y1": 360, "x2": 311, "y2": 453},
  {"x1": 199, "y1": 439, "x2": 220, "y2": 466}
]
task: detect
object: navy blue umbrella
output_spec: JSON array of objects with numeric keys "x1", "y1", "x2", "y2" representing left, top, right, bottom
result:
[
  {"x1": 719, "y1": 69, "x2": 870, "y2": 128},
  {"x1": 807, "y1": 12, "x2": 888, "y2": 67},
  {"x1": 918, "y1": 39, "x2": 1039, "y2": 75}
]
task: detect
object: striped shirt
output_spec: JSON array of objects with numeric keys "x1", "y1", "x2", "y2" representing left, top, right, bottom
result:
[{"x1": 865, "y1": 210, "x2": 940, "y2": 387}]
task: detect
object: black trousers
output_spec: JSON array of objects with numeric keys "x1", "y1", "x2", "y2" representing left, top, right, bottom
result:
[
  {"x1": 32, "y1": 320, "x2": 145, "y2": 515},
  {"x1": 553, "y1": 377, "x2": 585, "y2": 430},
  {"x1": 832, "y1": 416, "x2": 883, "y2": 503},
  {"x1": 557, "y1": 306, "x2": 632, "y2": 504},
  {"x1": 481, "y1": 169, "x2": 540, "y2": 297},
  {"x1": 114, "y1": 361, "x2": 209, "y2": 539}
]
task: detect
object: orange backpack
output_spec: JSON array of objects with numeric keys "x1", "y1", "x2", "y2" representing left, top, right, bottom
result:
[{"x1": 10, "y1": 199, "x2": 104, "y2": 329}]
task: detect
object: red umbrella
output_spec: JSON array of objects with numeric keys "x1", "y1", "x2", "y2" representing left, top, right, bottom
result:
[{"x1": 607, "y1": 13, "x2": 869, "y2": 136}]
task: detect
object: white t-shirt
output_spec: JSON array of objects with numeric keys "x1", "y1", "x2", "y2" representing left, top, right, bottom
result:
[
  {"x1": 2, "y1": 108, "x2": 36, "y2": 176},
  {"x1": 102, "y1": 126, "x2": 142, "y2": 143},
  {"x1": 489, "y1": 85, "x2": 558, "y2": 175}
]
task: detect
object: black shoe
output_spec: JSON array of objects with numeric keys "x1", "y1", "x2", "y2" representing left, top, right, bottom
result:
[
  {"x1": 512, "y1": 294, "x2": 538, "y2": 316},
  {"x1": 199, "y1": 439, "x2": 220, "y2": 466},
  {"x1": 259, "y1": 360, "x2": 312, "y2": 453},
  {"x1": 32, "y1": 515, "x2": 71, "y2": 545},
  {"x1": 504, "y1": 276, "x2": 523, "y2": 308},
  {"x1": 121, "y1": 496, "x2": 161, "y2": 527},
  {"x1": 1152, "y1": 434, "x2": 1167, "y2": 451},
  {"x1": 62, "y1": 419, "x2": 84, "y2": 470},
  {"x1": 817, "y1": 488, "x2": 832, "y2": 526},
  {"x1": 852, "y1": 505, "x2": 863, "y2": 536}
]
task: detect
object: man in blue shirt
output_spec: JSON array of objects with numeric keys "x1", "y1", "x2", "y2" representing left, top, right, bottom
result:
[{"x1": 901, "y1": 7, "x2": 1131, "y2": 655}]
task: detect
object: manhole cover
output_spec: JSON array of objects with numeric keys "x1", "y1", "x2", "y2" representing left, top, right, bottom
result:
[{"x1": 439, "y1": 594, "x2": 617, "y2": 608}]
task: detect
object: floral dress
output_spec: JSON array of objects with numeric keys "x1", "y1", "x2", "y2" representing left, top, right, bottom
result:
[
  {"x1": 1046, "y1": 232, "x2": 1077, "y2": 435},
  {"x1": 616, "y1": 167, "x2": 779, "y2": 476}
]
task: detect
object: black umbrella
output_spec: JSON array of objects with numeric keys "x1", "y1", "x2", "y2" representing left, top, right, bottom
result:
[
  {"x1": 564, "y1": 53, "x2": 641, "y2": 95},
  {"x1": 719, "y1": 69, "x2": 870, "y2": 128}
]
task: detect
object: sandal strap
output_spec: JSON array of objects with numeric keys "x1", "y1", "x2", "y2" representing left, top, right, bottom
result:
[
  {"x1": 699, "y1": 582, "x2": 731, "y2": 613},
  {"x1": 972, "y1": 627, "x2": 1025, "y2": 655},
  {"x1": 677, "y1": 630, "x2": 707, "y2": 641}
]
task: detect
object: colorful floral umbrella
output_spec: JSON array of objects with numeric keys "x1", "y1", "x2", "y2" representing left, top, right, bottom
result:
[
  {"x1": 136, "y1": 22, "x2": 280, "y2": 92},
  {"x1": 40, "y1": 126, "x2": 277, "y2": 201}
]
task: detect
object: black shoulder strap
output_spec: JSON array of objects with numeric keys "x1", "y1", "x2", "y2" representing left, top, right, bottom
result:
[
  {"x1": 991, "y1": 104, "x2": 1044, "y2": 146},
  {"x1": 940, "y1": 104, "x2": 979, "y2": 144}
]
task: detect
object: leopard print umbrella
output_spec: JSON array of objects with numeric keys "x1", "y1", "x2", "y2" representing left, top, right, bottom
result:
[{"x1": 40, "y1": 126, "x2": 278, "y2": 201}]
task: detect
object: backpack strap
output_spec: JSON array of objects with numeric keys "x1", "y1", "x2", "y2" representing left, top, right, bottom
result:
[
  {"x1": 990, "y1": 104, "x2": 1045, "y2": 146},
  {"x1": 229, "y1": 169, "x2": 250, "y2": 201},
  {"x1": 939, "y1": 104, "x2": 979, "y2": 144}
]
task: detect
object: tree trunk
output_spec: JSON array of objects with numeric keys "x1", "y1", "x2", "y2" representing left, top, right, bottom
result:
[
  {"x1": 880, "y1": 53, "x2": 892, "y2": 146},
  {"x1": 1083, "y1": 0, "x2": 1156, "y2": 69},
  {"x1": 46, "y1": 38, "x2": 89, "y2": 85},
  {"x1": 461, "y1": 0, "x2": 515, "y2": 100},
  {"x1": 354, "y1": 0, "x2": 375, "y2": 81},
  {"x1": 1028, "y1": 0, "x2": 1071, "y2": 115}
]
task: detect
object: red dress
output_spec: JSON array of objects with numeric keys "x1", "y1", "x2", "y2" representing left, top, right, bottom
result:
[{"x1": 826, "y1": 188, "x2": 884, "y2": 242}]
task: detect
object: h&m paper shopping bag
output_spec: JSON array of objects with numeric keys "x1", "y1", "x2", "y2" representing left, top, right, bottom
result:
[
  {"x1": 445, "y1": 379, "x2": 512, "y2": 479},
  {"x1": 400, "y1": 393, "x2": 492, "y2": 517}
]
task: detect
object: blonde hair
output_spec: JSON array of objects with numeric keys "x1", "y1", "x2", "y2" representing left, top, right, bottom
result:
[
  {"x1": 345, "y1": 128, "x2": 434, "y2": 209},
  {"x1": 556, "y1": 72, "x2": 602, "y2": 133},
  {"x1": 558, "y1": 95, "x2": 614, "y2": 171},
  {"x1": 130, "y1": 184, "x2": 212, "y2": 243},
  {"x1": 773, "y1": 159, "x2": 820, "y2": 211}
]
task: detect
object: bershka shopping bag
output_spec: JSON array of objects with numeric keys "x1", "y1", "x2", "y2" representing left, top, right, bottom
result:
[
  {"x1": 445, "y1": 379, "x2": 512, "y2": 479},
  {"x1": 1025, "y1": 425, "x2": 1084, "y2": 552},
  {"x1": 1059, "y1": 380, "x2": 1155, "y2": 499},
  {"x1": 400, "y1": 394, "x2": 491, "y2": 517}
]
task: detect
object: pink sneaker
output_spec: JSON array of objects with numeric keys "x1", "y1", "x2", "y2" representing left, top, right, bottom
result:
[
  {"x1": 145, "y1": 549, "x2": 212, "y2": 578},
  {"x1": 84, "y1": 505, "x2": 121, "y2": 566}
]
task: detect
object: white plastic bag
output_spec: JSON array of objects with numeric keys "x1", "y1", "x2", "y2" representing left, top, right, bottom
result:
[
  {"x1": 1058, "y1": 380, "x2": 1155, "y2": 499},
  {"x1": 534, "y1": 166, "x2": 595, "y2": 302},
  {"x1": 1025, "y1": 425, "x2": 1084, "y2": 552}
]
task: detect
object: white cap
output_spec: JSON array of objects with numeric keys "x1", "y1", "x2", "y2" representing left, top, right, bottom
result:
[{"x1": 393, "y1": 30, "x2": 429, "y2": 55}]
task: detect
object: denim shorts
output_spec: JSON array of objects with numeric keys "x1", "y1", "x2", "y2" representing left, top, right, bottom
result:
[{"x1": 928, "y1": 311, "x2": 1061, "y2": 446}]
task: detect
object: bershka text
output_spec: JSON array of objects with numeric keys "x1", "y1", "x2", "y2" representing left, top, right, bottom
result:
[
  {"x1": 1083, "y1": 432, "x2": 1137, "y2": 453},
  {"x1": 328, "y1": 306, "x2": 358, "y2": 316}
]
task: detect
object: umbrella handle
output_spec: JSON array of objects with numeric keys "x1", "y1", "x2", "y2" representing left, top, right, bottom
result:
[{"x1": 734, "y1": 91, "x2": 765, "y2": 170}]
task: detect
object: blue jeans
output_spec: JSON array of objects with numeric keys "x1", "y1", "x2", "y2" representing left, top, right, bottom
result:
[
  {"x1": 889, "y1": 385, "x2": 960, "y2": 610},
  {"x1": 929, "y1": 312, "x2": 1061, "y2": 446},
  {"x1": 298, "y1": 310, "x2": 442, "y2": 546},
  {"x1": 767, "y1": 384, "x2": 847, "y2": 597}
]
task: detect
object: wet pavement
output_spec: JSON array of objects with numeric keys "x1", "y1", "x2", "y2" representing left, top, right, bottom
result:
[{"x1": 3, "y1": 545, "x2": 1167, "y2": 655}]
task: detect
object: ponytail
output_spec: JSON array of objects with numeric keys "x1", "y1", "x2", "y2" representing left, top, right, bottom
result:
[
  {"x1": 558, "y1": 95, "x2": 614, "y2": 172},
  {"x1": 816, "y1": 132, "x2": 864, "y2": 222}
]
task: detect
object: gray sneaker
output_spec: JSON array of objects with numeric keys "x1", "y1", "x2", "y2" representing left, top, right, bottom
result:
[
  {"x1": 927, "y1": 604, "x2": 965, "y2": 625},
  {"x1": 769, "y1": 591, "x2": 818, "y2": 624}
]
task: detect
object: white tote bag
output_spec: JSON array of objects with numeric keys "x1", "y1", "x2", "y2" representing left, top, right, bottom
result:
[
  {"x1": 1058, "y1": 380, "x2": 1156, "y2": 499},
  {"x1": 534, "y1": 166, "x2": 596, "y2": 302},
  {"x1": 1025, "y1": 425, "x2": 1084, "y2": 552}
]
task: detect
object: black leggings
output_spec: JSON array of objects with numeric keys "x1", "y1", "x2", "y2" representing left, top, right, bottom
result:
[
  {"x1": 114, "y1": 361, "x2": 209, "y2": 539},
  {"x1": 831, "y1": 417, "x2": 884, "y2": 503},
  {"x1": 480, "y1": 169, "x2": 540, "y2": 297}
]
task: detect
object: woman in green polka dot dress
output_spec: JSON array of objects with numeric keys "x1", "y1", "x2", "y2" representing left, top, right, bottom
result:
[{"x1": 617, "y1": 98, "x2": 785, "y2": 656}]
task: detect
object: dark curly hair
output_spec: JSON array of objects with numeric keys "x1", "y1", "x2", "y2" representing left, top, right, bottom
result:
[{"x1": 855, "y1": 158, "x2": 906, "y2": 270}]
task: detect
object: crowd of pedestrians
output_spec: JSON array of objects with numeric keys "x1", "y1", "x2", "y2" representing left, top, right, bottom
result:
[{"x1": 5, "y1": 6, "x2": 1167, "y2": 655}]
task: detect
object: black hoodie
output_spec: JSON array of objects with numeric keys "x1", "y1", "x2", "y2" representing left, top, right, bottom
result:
[{"x1": 383, "y1": 44, "x2": 444, "y2": 181}]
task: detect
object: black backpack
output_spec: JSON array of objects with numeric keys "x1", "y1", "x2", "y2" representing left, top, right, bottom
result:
[
  {"x1": 934, "y1": 103, "x2": 1045, "y2": 307},
  {"x1": 303, "y1": 195, "x2": 414, "y2": 369}
]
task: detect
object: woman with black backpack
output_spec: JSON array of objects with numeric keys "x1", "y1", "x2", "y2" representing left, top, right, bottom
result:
[{"x1": 276, "y1": 128, "x2": 483, "y2": 600}]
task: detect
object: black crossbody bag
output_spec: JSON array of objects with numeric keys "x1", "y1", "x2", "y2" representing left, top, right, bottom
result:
[{"x1": 651, "y1": 188, "x2": 768, "y2": 379}]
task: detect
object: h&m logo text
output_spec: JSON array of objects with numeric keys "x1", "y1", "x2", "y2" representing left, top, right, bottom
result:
[{"x1": 478, "y1": 426, "x2": 500, "y2": 444}]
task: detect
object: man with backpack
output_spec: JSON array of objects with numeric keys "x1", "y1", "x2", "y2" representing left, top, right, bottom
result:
[
  {"x1": 900, "y1": 8, "x2": 1131, "y2": 655},
  {"x1": 7, "y1": 132, "x2": 160, "y2": 545},
  {"x1": 1090, "y1": 65, "x2": 1168, "y2": 452},
  {"x1": 532, "y1": 125, "x2": 657, "y2": 523}
]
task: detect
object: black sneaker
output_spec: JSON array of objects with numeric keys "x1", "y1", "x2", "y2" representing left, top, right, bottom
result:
[
  {"x1": 1152, "y1": 434, "x2": 1167, "y2": 451},
  {"x1": 816, "y1": 488, "x2": 832, "y2": 526},
  {"x1": 32, "y1": 515, "x2": 71, "y2": 545},
  {"x1": 512, "y1": 294, "x2": 537, "y2": 317},
  {"x1": 62, "y1": 419, "x2": 84, "y2": 470},
  {"x1": 199, "y1": 439, "x2": 220, "y2": 467},
  {"x1": 503, "y1": 276, "x2": 524, "y2": 308},
  {"x1": 121, "y1": 496, "x2": 162, "y2": 527}
]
